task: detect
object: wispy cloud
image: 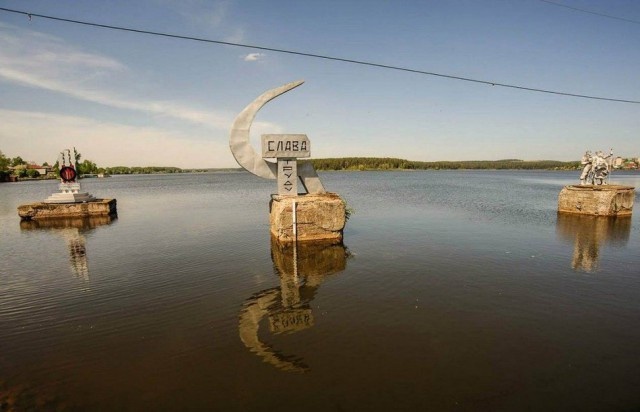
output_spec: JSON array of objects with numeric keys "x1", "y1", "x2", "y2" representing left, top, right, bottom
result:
[
  {"x1": 0, "y1": 23, "x2": 235, "y2": 130},
  {"x1": 0, "y1": 109, "x2": 235, "y2": 167},
  {"x1": 160, "y1": 0, "x2": 244, "y2": 43},
  {"x1": 162, "y1": 0, "x2": 230, "y2": 28},
  {"x1": 0, "y1": 23, "x2": 286, "y2": 167},
  {"x1": 243, "y1": 52, "x2": 265, "y2": 62},
  {"x1": 225, "y1": 27, "x2": 245, "y2": 44}
]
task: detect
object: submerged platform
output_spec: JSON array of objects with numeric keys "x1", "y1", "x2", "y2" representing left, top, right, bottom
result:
[
  {"x1": 558, "y1": 185, "x2": 634, "y2": 216},
  {"x1": 18, "y1": 199, "x2": 117, "y2": 221}
]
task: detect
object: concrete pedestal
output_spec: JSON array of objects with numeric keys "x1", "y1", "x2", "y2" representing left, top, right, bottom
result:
[
  {"x1": 269, "y1": 193, "x2": 346, "y2": 243},
  {"x1": 44, "y1": 182, "x2": 96, "y2": 203},
  {"x1": 18, "y1": 199, "x2": 117, "y2": 220},
  {"x1": 44, "y1": 192, "x2": 97, "y2": 203},
  {"x1": 558, "y1": 185, "x2": 634, "y2": 216}
]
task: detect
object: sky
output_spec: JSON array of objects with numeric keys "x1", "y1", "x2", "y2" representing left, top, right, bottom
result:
[{"x1": 0, "y1": 0, "x2": 638, "y2": 168}]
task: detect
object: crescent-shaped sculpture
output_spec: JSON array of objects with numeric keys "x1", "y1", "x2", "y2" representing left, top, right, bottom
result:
[{"x1": 229, "y1": 80, "x2": 326, "y2": 194}]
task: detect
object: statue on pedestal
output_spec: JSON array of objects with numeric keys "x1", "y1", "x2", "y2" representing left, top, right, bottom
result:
[
  {"x1": 559, "y1": 149, "x2": 634, "y2": 216},
  {"x1": 229, "y1": 81, "x2": 347, "y2": 243},
  {"x1": 44, "y1": 149, "x2": 96, "y2": 203},
  {"x1": 579, "y1": 149, "x2": 612, "y2": 185}
]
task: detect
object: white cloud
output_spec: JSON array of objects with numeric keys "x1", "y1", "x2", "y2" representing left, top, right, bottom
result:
[
  {"x1": 158, "y1": 0, "x2": 244, "y2": 43},
  {"x1": 0, "y1": 24, "x2": 233, "y2": 130},
  {"x1": 182, "y1": 1, "x2": 229, "y2": 28},
  {"x1": 161, "y1": 0, "x2": 230, "y2": 29},
  {"x1": 0, "y1": 107, "x2": 285, "y2": 168},
  {"x1": 225, "y1": 27, "x2": 245, "y2": 44},
  {"x1": 0, "y1": 109, "x2": 236, "y2": 168},
  {"x1": 0, "y1": 23, "x2": 288, "y2": 168},
  {"x1": 243, "y1": 53, "x2": 265, "y2": 62}
]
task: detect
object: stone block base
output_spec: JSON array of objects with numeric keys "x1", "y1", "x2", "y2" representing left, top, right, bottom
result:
[
  {"x1": 269, "y1": 193, "x2": 346, "y2": 243},
  {"x1": 558, "y1": 185, "x2": 634, "y2": 216},
  {"x1": 18, "y1": 199, "x2": 117, "y2": 220}
]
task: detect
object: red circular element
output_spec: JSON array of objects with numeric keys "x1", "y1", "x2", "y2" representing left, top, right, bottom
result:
[{"x1": 60, "y1": 166, "x2": 77, "y2": 182}]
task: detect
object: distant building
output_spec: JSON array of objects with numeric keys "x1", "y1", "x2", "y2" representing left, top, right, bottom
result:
[
  {"x1": 10, "y1": 164, "x2": 53, "y2": 176},
  {"x1": 614, "y1": 157, "x2": 624, "y2": 168},
  {"x1": 26, "y1": 164, "x2": 51, "y2": 175}
]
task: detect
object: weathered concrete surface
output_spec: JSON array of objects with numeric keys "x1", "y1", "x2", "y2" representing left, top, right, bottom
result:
[
  {"x1": 269, "y1": 193, "x2": 346, "y2": 242},
  {"x1": 557, "y1": 185, "x2": 634, "y2": 216},
  {"x1": 18, "y1": 199, "x2": 117, "y2": 220}
]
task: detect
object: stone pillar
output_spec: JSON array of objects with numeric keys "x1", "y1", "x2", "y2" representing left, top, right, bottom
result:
[
  {"x1": 269, "y1": 193, "x2": 346, "y2": 243},
  {"x1": 277, "y1": 158, "x2": 298, "y2": 194}
]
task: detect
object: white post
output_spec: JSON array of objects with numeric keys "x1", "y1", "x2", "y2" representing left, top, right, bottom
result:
[
  {"x1": 292, "y1": 200, "x2": 297, "y2": 240},
  {"x1": 292, "y1": 200, "x2": 298, "y2": 283}
]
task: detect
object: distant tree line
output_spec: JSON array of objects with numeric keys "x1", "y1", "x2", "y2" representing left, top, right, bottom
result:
[
  {"x1": 0, "y1": 151, "x2": 49, "y2": 180},
  {"x1": 0, "y1": 149, "x2": 188, "y2": 180},
  {"x1": 102, "y1": 166, "x2": 183, "y2": 175},
  {"x1": 309, "y1": 157, "x2": 581, "y2": 171},
  {"x1": 0, "y1": 149, "x2": 589, "y2": 183}
]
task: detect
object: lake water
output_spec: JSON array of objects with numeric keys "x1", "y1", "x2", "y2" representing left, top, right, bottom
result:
[{"x1": 1, "y1": 170, "x2": 639, "y2": 411}]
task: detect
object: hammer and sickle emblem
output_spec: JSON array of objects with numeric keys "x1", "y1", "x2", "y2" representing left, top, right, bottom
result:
[{"x1": 229, "y1": 80, "x2": 325, "y2": 194}]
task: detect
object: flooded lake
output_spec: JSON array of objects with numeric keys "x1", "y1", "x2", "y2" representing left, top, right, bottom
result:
[{"x1": 1, "y1": 170, "x2": 639, "y2": 411}]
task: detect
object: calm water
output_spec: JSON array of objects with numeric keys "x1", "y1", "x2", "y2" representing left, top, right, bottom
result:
[{"x1": 1, "y1": 171, "x2": 639, "y2": 411}]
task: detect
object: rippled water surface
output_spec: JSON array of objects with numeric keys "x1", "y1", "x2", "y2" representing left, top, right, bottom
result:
[{"x1": 1, "y1": 171, "x2": 639, "y2": 411}]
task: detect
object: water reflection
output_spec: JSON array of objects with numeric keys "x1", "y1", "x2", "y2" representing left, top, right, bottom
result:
[
  {"x1": 238, "y1": 237, "x2": 349, "y2": 373},
  {"x1": 20, "y1": 216, "x2": 116, "y2": 284},
  {"x1": 556, "y1": 213, "x2": 631, "y2": 272}
]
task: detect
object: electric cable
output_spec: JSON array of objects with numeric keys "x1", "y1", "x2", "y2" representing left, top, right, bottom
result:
[
  {"x1": 539, "y1": 0, "x2": 640, "y2": 25},
  {"x1": 1, "y1": 6, "x2": 639, "y2": 104}
]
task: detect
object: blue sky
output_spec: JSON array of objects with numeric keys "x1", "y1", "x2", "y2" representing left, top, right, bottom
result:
[{"x1": 0, "y1": 0, "x2": 638, "y2": 168}]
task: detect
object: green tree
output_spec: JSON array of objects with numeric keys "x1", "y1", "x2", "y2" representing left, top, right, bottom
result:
[
  {"x1": 73, "y1": 147, "x2": 81, "y2": 166},
  {"x1": 77, "y1": 159, "x2": 98, "y2": 174},
  {"x1": 15, "y1": 167, "x2": 28, "y2": 178},
  {"x1": 26, "y1": 169, "x2": 40, "y2": 178},
  {"x1": 11, "y1": 156, "x2": 26, "y2": 167},
  {"x1": 0, "y1": 151, "x2": 10, "y2": 171}
]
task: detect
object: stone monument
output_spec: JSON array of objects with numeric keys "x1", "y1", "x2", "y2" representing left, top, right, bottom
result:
[
  {"x1": 229, "y1": 80, "x2": 346, "y2": 242},
  {"x1": 18, "y1": 149, "x2": 117, "y2": 220},
  {"x1": 45, "y1": 149, "x2": 96, "y2": 203},
  {"x1": 558, "y1": 149, "x2": 634, "y2": 216}
]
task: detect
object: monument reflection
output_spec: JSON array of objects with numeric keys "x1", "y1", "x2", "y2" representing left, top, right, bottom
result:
[
  {"x1": 556, "y1": 213, "x2": 631, "y2": 272},
  {"x1": 20, "y1": 216, "x2": 116, "y2": 283},
  {"x1": 238, "y1": 237, "x2": 349, "y2": 373}
]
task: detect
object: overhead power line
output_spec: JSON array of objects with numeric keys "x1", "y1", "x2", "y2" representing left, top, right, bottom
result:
[
  {"x1": 1, "y1": 6, "x2": 639, "y2": 104},
  {"x1": 539, "y1": 0, "x2": 640, "y2": 25}
]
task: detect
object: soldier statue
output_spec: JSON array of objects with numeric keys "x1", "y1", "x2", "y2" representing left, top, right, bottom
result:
[
  {"x1": 580, "y1": 149, "x2": 612, "y2": 185},
  {"x1": 579, "y1": 150, "x2": 593, "y2": 185}
]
